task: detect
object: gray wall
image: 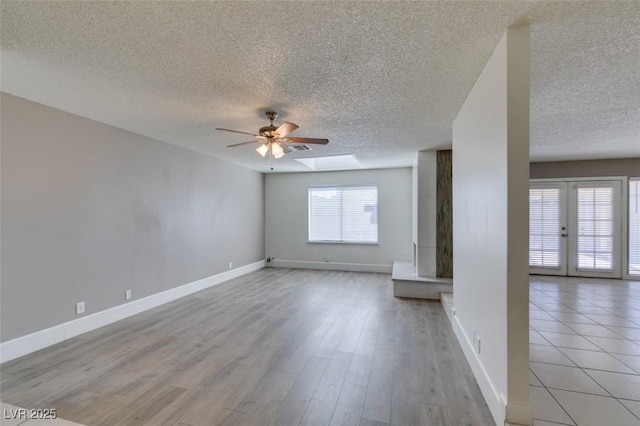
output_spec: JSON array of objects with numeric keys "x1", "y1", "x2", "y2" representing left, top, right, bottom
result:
[
  {"x1": 1, "y1": 93, "x2": 265, "y2": 342},
  {"x1": 531, "y1": 158, "x2": 640, "y2": 179},
  {"x1": 265, "y1": 168, "x2": 412, "y2": 270}
]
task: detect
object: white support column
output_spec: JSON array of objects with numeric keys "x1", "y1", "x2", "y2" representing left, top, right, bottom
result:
[
  {"x1": 451, "y1": 25, "x2": 532, "y2": 426},
  {"x1": 415, "y1": 150, "x2": 437, "y2": 278}
]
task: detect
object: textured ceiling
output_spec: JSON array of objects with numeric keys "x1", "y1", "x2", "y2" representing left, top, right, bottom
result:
[{"x1": 1, "y1": 1, "x2": 639, "y2": 173}]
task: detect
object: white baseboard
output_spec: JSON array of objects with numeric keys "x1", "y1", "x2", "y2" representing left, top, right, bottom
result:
[
  {"x1": 451, "y1": 314, "x2": 505, "y2": 426},
  {"x1": 0, "y1": 260, "x2": 265, "y2": 364},
  {"x1": 271, "y1": 259, "x2": 391, "y2": 273}
]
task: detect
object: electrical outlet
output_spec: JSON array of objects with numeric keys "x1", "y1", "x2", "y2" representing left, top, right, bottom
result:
[
  {"x1": 76, "y1": 302, "x2": 85, "y2": 315},
  {"x1": 125, "y1": 290, "x2": 132, "y2": 300},
  {"x1": 452, "y1": 307, "x2": 456, "y2": 316},
  {"x1": 325, "y1": 256, "x2": 329, "y2": 262},
  {"x1": 477, "y1": 337, "x2": 482, "y2": 354},
  {"x1": 228, "y1": 262, "x2": 233, "y2": 269}
]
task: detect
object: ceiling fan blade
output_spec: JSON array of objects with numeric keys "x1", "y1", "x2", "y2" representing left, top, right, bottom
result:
[
  {"x1": 216, "y1": 128, "x2": 260, "y2": 137},
  {"x1": 226, "y1": 140, "x2": 259, "y2": 148},
  {"x1": 283, "y1": 137, "x2": 329, "y2": 145},
  {"x1": 275, "y1": 122, "x2": 299, "y2": 138}
]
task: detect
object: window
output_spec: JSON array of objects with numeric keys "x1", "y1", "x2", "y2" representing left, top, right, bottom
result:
[
  {"x1": 308, "y1": 185, "x2": 378, "y2": 243},
  {"x1": 630, "y1": 178, "x2": 640, "y2": 276}
]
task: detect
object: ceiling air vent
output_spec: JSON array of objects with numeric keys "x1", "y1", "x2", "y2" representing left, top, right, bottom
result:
[{"x1": 289, "y1": 144, "x2": 312, "y2": 151}]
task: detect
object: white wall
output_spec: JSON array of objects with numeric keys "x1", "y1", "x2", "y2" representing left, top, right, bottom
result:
[
  {"x1": 452, "y1": 26, "x2": 531, "y2": 425},
  {"x1": 411, "y1": 155, "x2": 418, "y2": 262},
  {"x1": 265, "y1": 168, "x2": 412, "y2": 272},
  {"x1": 416, "y1": 151, "x2": 437, "y2": 277}
]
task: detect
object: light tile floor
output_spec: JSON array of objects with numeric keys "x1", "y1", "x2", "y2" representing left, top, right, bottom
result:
[{"x1": 530, "y1": 275, "x2": 640, "y2": 426}]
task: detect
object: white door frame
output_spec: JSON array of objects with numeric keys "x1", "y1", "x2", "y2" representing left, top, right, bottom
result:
[
  {"x1": 567, "y1": 180, "x2": 623, "y2": 279},
  {"x1": 530, "y1": 177, "x2": 628, "y2": 279}
]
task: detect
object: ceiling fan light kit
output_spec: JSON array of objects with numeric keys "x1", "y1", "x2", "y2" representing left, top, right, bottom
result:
[
  {"x1": 271, "y1": 142, "x2": 285, "y2": 159},
  {"x1": 256, "y1": 143, "x2": 269, "y2": 157},
  {"x1": 256, "y1": 141, "x2": 285, "y2": 160},
  {"x1": 216, "y1": 111, "x2": 329, "y2": 165}
]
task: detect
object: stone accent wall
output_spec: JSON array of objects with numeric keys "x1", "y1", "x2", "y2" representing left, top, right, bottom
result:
[{"x1": 436, "y1": 150, "x2": 453, "y2": 278}]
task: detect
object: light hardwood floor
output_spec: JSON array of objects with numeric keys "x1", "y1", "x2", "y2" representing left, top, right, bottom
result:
[{"x1": 0, "y1": 268, "x2": 493, "y2": 426}]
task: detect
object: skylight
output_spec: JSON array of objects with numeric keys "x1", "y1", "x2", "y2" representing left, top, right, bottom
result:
[{"x1": 294, "y1": 154, "x2": 362, "y2": 171}]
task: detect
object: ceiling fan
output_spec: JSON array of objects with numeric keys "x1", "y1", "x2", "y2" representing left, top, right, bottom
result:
[{"x1": 216, "y1": 111, "x2": 329, "y2": 162}]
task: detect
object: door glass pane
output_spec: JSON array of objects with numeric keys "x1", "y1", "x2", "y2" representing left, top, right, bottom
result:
[
  {"x1": 577, "y1": 187, "x2": 614, "y2": 270},
  {"x1": 530, "y1": 187, "x2": 561, "y2": 268}
]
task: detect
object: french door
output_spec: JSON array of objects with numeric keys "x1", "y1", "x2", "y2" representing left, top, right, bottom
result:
[
  {"x1": 529, "y1": 180, "x2": 622, "y2": 278},
  {"x1": 530, "y1": 182, "x2": 568, "y2": 275}
]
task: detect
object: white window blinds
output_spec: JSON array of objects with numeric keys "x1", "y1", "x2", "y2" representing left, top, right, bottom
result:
[
  {"x1": 577, "y1": 186, "x2": 614, "y2": 270},
  {"x1": 308, "y1": 185, "x2": 378, "y2": 243},
  {"x1": 630, "y1": 179, "x2": 640, "y2": 276},
  {"x1": 530, "y1": 187, "x2": 561, "y2": 268}
]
